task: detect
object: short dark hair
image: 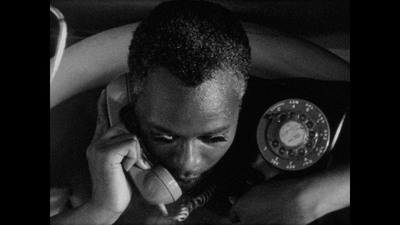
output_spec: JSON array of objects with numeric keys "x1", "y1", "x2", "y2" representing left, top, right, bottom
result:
[{"x1": 128, "y1": 0, "x2": 251, "y2": 98}]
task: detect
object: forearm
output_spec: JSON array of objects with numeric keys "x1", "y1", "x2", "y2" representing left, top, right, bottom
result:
[
  {"x1": 50, "y1": 23, "x2": 138, "y2": 109},
  {"x1": 299, "y1": 163, "x2": 350, "y2": 221},
  {"x1": 246, "y1": 24, "x2": 350, "y2": 82},
  {"x1": 50, "y1": 201, "x2": 122, "y2": 225}
]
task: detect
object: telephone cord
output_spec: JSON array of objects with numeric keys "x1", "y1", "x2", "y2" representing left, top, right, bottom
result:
[{"x1": 170, "y1": 184, "x2": 217, "y2": 222}]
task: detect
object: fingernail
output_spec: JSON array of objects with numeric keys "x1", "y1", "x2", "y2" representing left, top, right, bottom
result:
[
  {"x1": 143, "y1": 159, "x2": 151, "y2": 169},
  {"x1": 122, "y1": 159, "x2": 133, "y2": 172}
]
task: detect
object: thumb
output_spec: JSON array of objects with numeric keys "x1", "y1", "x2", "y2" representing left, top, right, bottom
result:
[
  {"x1": 121, "y1": 138, "x2": 151, "y2": 171},
  {"x1": 135, "y1": 154, "x2": 152, "y2": 170}
]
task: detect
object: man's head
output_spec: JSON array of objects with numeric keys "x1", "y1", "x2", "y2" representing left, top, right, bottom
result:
[
  {"x1": 127, "y1": 0, "x2": 251, "y2": 190},
  {"x1": 128, "y1": 0, "x2": 251, "y2": 99}
]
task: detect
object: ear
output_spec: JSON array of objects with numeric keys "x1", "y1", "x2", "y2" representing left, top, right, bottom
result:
[{"x1": 119, "y1": 104, "x2": 139, "y2": 135}]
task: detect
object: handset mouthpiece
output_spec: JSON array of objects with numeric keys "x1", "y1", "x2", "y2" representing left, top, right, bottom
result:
[{"x1": 128, "y1": 165, "x2": 182, "y2": 205}]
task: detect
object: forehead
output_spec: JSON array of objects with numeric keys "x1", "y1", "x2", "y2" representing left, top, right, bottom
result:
[{"x1": 135, "y1": 67, "x2": 240, "y2": 133}]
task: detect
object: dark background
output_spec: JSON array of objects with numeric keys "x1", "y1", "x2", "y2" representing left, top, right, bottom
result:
[{"x1": 50, "y1": 0, "x2": 350, "y2": 59}]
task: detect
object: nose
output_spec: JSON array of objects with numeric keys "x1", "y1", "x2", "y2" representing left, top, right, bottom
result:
[{"x1": 172, "y1": 140, "x2": 202, "y2": 178}]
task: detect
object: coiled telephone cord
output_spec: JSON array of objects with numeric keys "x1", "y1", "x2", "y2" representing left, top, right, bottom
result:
[{"x1": 170, "y1": 184, "x2": 217, "y2": 222}]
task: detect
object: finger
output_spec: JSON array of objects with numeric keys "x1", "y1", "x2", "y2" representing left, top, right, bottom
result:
[
  {"x1": 121, "y1": 140, "x2": 151, "y2": 171},
  {"x1": 157, "y1": 204, "x2": 168, "y2": 216},
  {"x1": 92, "y1": 90, "x2": 110, "y2": 141},
  {"x1": 252, "y1": 153, "x2": 280, "y2": 181},
  {"x1": 100, "y1": 122, "x2": 131, "y2": 141},
  {"x1": 121, "y1": 138, "x2": 141, "y2": 171},
  {"x1": 96, "y1": 134, "x2": 140, "y2": 167},
  {"x1": 135, "y1": 154, "x2": 152, "y2": 170},
  {"x1": 97, "y1": 89, "x2": 109, "y2": 126}
]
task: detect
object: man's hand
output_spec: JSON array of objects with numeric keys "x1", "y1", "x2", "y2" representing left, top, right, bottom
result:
[
  {"x1": 229, "y1": 178, "x2": 315, "y2": 225},
  {"x1": 86, "y1": 90, "x2": 151, "y2": 216},
  {"x1": 229, "y1": 165, "x2": 350, "y2": 225}
]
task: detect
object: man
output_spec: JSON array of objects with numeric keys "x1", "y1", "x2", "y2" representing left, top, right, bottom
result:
[{"x1": 50, "y1": 0, "x2": 350, "y2": 224}]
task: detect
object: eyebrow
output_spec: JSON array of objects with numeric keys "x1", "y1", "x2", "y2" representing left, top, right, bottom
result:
[{"x1": 149, "y1": 122, "x2": 231, "y2": 136}]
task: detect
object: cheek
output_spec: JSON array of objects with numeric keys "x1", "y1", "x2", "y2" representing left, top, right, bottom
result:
[
  {"x1": 145, "y1": 141, "x2": 231, "y2": 171},
  {"x1": 201, "y1": 144, "x2": 231, "y2": 167}
]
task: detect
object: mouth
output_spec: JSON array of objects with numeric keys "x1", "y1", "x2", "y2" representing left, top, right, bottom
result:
[
  {"x1": 175, "y1": 175, "x2": 203, "y2": 191},
  {"x1": 164, "y1": 166, "x2": 215, "y2": 191},
  {"x1": 178, "y1": 174, "x2": 201, "y2": 181}
]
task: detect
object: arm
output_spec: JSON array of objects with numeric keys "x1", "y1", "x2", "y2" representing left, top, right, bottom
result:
[
  {"x1": 50, "y1": 22, "x2": 349, "y2": 109},
  {"x1": 50, "y1": 23, "x2": 138, "y2": 109},
  {"x1": 229, "y1": 158, "x2": 349, "y2": 225},
  {"x1": 299, "y1": 163, "x2": 350, "y2": 222},
  {"x1": 244, "y1": 22, "x2": 350, "y2": 82},
  {"x1": 50, "y1": 200, "x2": 121, "y2": 225}
]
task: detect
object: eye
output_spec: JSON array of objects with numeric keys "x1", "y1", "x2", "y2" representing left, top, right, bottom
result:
[
  {"x1": 201, "y1": 135, "x2": 228, "y2": 144},
  {"x1": 150, "y1": 132, "x2": 175, "y2": 144}
]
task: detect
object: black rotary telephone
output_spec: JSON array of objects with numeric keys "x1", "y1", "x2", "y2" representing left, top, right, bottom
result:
[{"x1": 256, "y1": 99, "x2": 332, "y2": 171}]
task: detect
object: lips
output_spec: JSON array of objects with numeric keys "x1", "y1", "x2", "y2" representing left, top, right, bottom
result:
[
  {"x1": 177, "y1": 175, "x2": 200, "y2": 182},
  {"x1": 171, "y1": 174, "x2": 203, "y2": 191},
  {"x1": 176, "y1": 175, "x2": 201, "y2": 186},
  {"x1": 166, "y1": 167, "x2": 211, "y2": 190},
  {"x1": 177, "y1": 178, "x2": 202, "y2": 191},
  {"x1": 169, "y1": 168, "x2": 202, "y2": 182}
]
